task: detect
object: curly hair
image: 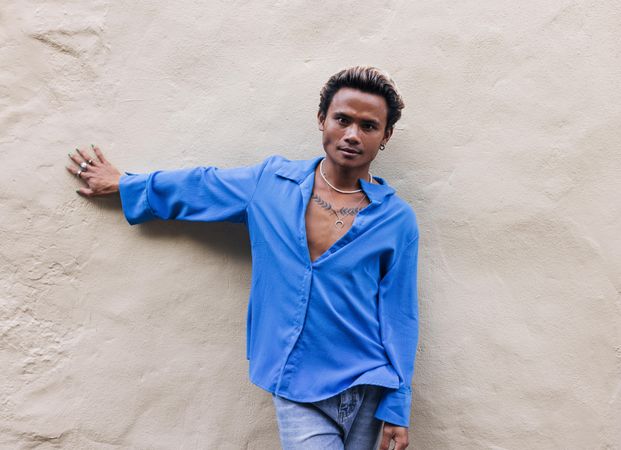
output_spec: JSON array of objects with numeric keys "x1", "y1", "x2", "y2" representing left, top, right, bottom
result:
[{"x1": 318, "y1": 66, "x2": 405, "y2": 132}]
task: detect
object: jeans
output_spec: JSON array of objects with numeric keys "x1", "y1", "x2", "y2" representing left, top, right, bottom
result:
[{"x1": 272, "y1": 384, "x2": 386, "y2": 450}]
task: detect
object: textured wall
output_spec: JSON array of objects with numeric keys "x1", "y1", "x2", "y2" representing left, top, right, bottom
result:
[{"x1": 1, "y1": 0, "x2": 620, "y2": 448}]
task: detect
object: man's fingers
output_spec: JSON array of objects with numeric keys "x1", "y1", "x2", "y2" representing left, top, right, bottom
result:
[
  {"x1": 396, "y1": 440, "x2": 408, "y2": 450},
  {"x1": 92, "y1": 145, "x2": 109, "y2": 164},
  {"x1": 76, "y1": 187, "x2": 95, "y2": 197},
  {"x1": 66, "y1": 145, "x2": 118, "y2": 197},
  {"x1": 75, "y1": 147, "x2": 98, "y2": 167},
  {"x1": 65, "y1": 165, "x2": 81, "y2": 177},
  {"x1": 68, "y1": 151, "x2": 84, "y2": 166},
  {"x1": 66, "y1": 165, "x2": 91, "y2": 181},
  {"x1": 68, "y1": 150, "x2": 96, "y2": 175},
  {"x1": 379, "y1": 430, "x2": 393, "y2": 450}
]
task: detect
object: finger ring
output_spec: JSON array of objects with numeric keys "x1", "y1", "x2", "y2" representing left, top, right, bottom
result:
[
  {"x1": 87, "y1": 159, "x2": 94, "y2": 165},
  {"x1": 76, "y1": 169, "x2": 82, "y2": 178},
  {"x1": 80, "y1": 162, "x2": 88, "y2": 170}
]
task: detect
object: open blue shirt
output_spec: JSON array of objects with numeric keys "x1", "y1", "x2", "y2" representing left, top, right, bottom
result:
[{"x1": 118, "y1": 154, "x2": 420, "y2": 428}]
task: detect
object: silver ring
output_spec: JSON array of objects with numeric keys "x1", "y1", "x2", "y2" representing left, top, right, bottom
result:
[
  {"x1": 87, "y1": 159, "x2": 94, "y2": 165},
  {"x1": 80, "y1": 161, "x2": 88, "y2": 170},
  {"x1": 76, "y1": 169, "x2": 82, "y2": 178}
]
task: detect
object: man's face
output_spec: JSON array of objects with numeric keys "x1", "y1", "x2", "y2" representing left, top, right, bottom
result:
[{"x1": 318, "y1": 87, "x2": 393, "y2": 170}]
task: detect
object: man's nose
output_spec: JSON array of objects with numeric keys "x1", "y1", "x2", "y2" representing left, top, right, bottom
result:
[{"x1": 344, "y1": 124, "x2": 361, "y2": 143}]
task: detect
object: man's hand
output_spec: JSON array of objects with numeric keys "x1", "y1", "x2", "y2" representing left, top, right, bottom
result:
[
  {"x1": 66, "y1": 145, "x2": 122, "y2": 197},
  {"x1": 379, "y1": 422, "x2": 409, "y2": 449}
]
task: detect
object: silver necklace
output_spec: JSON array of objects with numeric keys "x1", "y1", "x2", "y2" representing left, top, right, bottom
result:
[{"x1": 319, "y1": 158, "x2": 372, "y2": 194}]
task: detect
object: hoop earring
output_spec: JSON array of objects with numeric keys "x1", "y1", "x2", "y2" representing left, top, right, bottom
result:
[{"x1": 379, "y1": 143, "x2": 386, "y2": 151}]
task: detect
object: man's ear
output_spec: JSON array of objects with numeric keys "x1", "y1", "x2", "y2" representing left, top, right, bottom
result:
[
  {"x1": 317, "y1": 112, "x2": 325, "y2": 131},
  {"x1": 382, "y1": 126, "x2": 394, "y2": 145}
]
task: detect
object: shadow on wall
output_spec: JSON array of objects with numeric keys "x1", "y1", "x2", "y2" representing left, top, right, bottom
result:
[{"x1": 89, "y1": 193, "x2": 252, "y2": 262}]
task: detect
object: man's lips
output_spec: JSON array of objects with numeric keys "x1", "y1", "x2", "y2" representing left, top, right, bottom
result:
[{"x1": 338, "y1": 147, "x2": 361, "y2": 155}]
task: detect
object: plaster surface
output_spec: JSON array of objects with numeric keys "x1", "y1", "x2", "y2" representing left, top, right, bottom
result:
[{"x1": 1, "y1": 1, "x2": 620, "y2": 449}]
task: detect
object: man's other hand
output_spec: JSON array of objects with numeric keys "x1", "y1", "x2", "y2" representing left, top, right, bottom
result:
[
  {"x1": 379, "y1": 422, "x2": 409, "y2": 449},
  {"x1": 67, "y1": 145, "x2": 122, "y2": 197}
]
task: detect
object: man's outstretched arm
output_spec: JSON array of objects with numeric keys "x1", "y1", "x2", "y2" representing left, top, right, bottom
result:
[{"x1": 66, "y1": 145, "x2": 271, "y2": 225}]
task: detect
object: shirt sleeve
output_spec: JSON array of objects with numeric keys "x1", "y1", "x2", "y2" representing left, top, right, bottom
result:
[
  {"x1": 118, "y1": 156, "x2": 272, "y2": 225},
  {"x1": 374, "y1": 235, "x2": 420, "y2": 428}
]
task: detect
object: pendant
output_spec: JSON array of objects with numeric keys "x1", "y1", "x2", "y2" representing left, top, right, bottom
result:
[{"x1": 334, "y1": 219, "x2": 344, "y2": 229}]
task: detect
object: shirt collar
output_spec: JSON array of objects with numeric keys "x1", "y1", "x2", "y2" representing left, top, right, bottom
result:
[{"x1": 275, "y1": 155, "x2": 396, "y2": 204}]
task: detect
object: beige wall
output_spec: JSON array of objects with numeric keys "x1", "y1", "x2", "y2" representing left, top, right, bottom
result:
[{"x1": 2, "y1": 0, "x2": 620, "y2": 448}]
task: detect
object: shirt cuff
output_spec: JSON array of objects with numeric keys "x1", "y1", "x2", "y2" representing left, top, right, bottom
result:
[
  {"x1": 118, "y1": 172, "x2": 156, "y2": 225},
  {"x1": 374, "y1": 384, "x2": 412, "y2": 428}
]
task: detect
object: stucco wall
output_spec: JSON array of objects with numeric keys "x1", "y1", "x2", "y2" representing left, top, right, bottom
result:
[{"x1": 1, "y1": 1, "x2": 620, "y2": 448}]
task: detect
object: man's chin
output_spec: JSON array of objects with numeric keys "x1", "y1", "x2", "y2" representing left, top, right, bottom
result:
[{"x1": 325, "y1": 152, "x2": 373, "y2": 172}]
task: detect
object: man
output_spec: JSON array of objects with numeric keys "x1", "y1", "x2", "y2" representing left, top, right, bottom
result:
[{"x1": 66, "y1": 66, "x2": 419, "y2": 450}]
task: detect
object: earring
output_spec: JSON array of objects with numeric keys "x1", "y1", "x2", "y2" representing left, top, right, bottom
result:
[{"x1": 379, "y1": 143, "x2": 386, "y2": 151}]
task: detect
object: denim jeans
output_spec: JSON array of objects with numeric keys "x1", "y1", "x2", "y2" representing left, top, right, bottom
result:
[{"x1": 272, "y1": 384, "x2": 386, "y2": 450}]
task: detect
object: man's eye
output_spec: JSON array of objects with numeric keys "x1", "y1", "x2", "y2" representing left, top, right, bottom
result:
[{"x1": 337, "y1": 117, "x2": 347, "y2": 124}]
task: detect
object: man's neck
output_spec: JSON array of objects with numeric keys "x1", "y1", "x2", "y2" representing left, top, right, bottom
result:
[{"x1": 321, "y1": 156, "x2": 371, "y2": 191}]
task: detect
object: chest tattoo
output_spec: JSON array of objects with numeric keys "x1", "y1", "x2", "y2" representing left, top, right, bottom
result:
[{"x1": 311, "y1": 193, "x2": 366, "y2": 216}]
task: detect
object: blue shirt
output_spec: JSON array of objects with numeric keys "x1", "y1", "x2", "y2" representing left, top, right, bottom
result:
[{"x1": 118, "y1": 154, "x2": 420, "y2": 428}]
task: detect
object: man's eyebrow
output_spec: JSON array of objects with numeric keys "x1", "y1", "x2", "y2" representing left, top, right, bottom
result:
[
  {"x1": 362, "y1": 118, "x2": 381, "y2": 126},
  {"x1": 332, "y1": 111, "x2": 381, "y2": 126}
]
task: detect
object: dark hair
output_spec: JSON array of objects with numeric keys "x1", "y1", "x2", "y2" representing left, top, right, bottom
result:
[{"x1": 318, "y1": 66, "x2": 405, "y2": 132}]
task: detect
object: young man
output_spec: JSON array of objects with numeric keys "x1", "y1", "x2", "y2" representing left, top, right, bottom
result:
[{"x1": 66, "y1": 66, "x2": 419, "y2": 450}]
